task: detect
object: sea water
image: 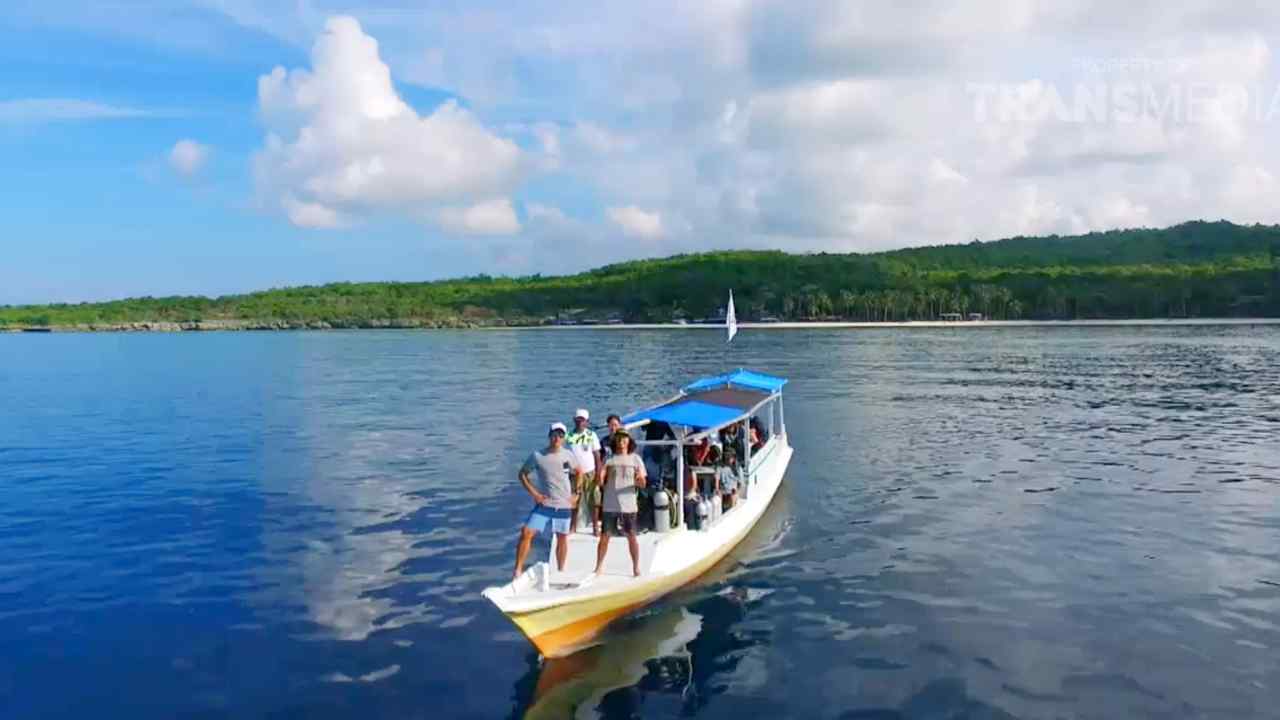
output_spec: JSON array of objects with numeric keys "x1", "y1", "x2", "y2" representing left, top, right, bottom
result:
[{"x1": 1, "y1": 326, "x2": 1277, "y2": 718}]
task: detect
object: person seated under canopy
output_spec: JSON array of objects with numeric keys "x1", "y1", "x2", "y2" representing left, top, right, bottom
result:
[
  {"x1": 719, "y1": 421, "x2": 747, "y2": 462},
  {"x1": 749, "y1": 416, "x2": 766, "y2": 452}
]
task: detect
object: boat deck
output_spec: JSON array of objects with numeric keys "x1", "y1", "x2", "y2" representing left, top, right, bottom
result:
[
  {"x1": 546, "y1": 500, "x2": 742, "y2": 582},
  {"x1": 556, "y1": 527, "x2": 657, "y2": 579},
  {"x1": 509, "y1": 504, "x2": 745, "y2": 603}
]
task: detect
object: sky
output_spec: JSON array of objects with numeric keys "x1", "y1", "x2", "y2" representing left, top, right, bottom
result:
[{"x1": 4, "y1": 1, "x2": 1280, "y2": 304}]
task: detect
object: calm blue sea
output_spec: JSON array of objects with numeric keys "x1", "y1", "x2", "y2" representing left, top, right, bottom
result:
[{"x1": 1, "y1": 326, "x2": 1278, "y2": 719}]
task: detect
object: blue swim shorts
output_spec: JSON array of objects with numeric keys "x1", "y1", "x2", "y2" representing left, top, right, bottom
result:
[{"x1": 525, "y1": 505, "x2": 572, "y2": 535}]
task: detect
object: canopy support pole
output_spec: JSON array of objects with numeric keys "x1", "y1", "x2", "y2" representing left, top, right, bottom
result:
[
  {"x1": 778, "y1": 394, "x2": 787, "y2": 437},
  {"x1": 675, "y1": 426, "x2": 686, "y2": 528},
  {"x1": 742, "y1": 419, "x2": 752, "y2": 494}
]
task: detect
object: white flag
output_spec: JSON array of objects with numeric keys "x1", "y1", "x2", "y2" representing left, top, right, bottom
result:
[{"x1": 726, "y1": 290, "x2": 738, "y2": 343}]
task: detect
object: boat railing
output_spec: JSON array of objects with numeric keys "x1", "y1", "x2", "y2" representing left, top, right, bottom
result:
[{"x1": 748, "y1": 433, "x2": 781, "y2": 473}]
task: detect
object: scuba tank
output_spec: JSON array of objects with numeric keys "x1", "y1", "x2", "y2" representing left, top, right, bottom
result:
[
  {"x1": 711, "y1": 492, "x2": 722, "y2": 523},
  {"x1": 653, "y1": 488, "x2": 670, "y2": 533},
  {"x1": 697, "y1": 497, "x2": 711, "y2": 529},
  {"x1": 684, "y1": 494, "x2": 701, "y2": 531}
]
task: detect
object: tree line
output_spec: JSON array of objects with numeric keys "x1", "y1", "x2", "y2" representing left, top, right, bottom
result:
[{"x1": 2, "y1": 220, "x2": 1277, "y2": 328}]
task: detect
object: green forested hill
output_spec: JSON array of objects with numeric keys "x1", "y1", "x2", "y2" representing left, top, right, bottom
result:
[{"x1": 4, "y1": 220, "x2": 1278, "y2": 329}]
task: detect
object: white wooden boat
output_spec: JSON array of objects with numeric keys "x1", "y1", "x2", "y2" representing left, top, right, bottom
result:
[{"x1": 482, "y1": 368, "x2": 793, "y2": 657}]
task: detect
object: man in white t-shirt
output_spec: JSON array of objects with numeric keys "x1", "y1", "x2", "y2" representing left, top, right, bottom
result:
[{"x1": 565, "y1": 408, "x2": 603, "y2": 534}]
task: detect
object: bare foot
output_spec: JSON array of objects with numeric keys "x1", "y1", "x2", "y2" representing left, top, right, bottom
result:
[{"x1": 633, "y1": 569, "x2": 641, "y2": 577}]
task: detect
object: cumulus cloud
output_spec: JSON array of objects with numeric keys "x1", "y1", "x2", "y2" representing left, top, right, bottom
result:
[
  {"x1": 607, "y1": 206, "x2": 665, "y2": 239},
  {"x1": 253, "y1": 15, "x2": 522, "y2": 234},
  {"x1": 168, "y1": 139, "x2": 210, "y2": 177}
]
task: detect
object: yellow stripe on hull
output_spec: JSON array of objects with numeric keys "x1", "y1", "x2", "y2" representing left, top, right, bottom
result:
[{"x1": 510, "y1": 498, "x2": 772, "y2": 657}]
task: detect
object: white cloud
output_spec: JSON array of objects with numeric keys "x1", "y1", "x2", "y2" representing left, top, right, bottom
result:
[
  {"x1": 607, "y1": 206, "x2": 665, "y2": 239},
  {"x1": 168, "y1": 139, "x2": 210, "y2": 177},
  {"x1": 253, "y1": 15, "x2": 523, "y2": 231},
  {"x1": 746, "y1": 80, "x2": 890, "y2": 147},
  {"x1": 284, "y1": 196, "x2": 345, "y2": 229},
  {"x1": 19, "y1": 4, "x2": 1280, "y2": 265},
  {"x1": 928, "y1": 158, "x2": 969, "y2": 187},
  {"x1": 1087, "y1": 193, "x2": 1152, "y2": 229},
  {"x1": 214, "y1": 4, "x2": 1280, "y2": 267},
  {"x1": 435, "y1": 197, "x2": 520, "y2": 235},
  {"x1": 0, "y1": 98, "x2": 155, "y2": 123},
  {"x1": 533, "y1": 123, "x2": 561, "y2": 158},
  {"x1": 526, "y1": 202, "x2": 569, "y2": 224},
  {"x1": 575, "y1": 122, "x2": 634, "y2": 155}
]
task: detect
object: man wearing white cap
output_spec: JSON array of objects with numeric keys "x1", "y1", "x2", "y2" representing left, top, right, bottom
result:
[
  {"x1": 513, "y1": 421, "x2": 583, "y2": 580},
  {"x1": 566, "y1": 408, "x2": 603, "y2": 534}
]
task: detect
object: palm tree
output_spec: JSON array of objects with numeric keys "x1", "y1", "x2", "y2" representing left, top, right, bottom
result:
[
  {"x1": 812, "y1": 291, "x2": 833, "y2": 318},
  {"x1": 838, "y1": 289, "x2": 858, "y2": 319}
]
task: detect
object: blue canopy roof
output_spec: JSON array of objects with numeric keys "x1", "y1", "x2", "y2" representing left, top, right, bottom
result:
[
  {"x1": 683, "y1": 369, "x2": 788, "y2": 394},
  {"x1": 622, "y1": 400, "x2": 746, "y2": 430},
  {"x1": 621, "y1": 369, "x2": 787, "y2": 430}
]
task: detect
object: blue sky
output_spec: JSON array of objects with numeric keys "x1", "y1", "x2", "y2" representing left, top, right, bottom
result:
[{"x1": 4, "y1": 2, "x2": 1280, "y2": 304}]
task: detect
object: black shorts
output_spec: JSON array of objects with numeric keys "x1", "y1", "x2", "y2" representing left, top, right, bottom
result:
[{"x1": 602, "y1": 511, "x2": 637, "y2": 536}]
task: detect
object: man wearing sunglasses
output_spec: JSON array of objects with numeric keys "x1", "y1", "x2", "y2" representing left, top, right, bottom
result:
[{"x1": 512, "y1": 422, "x2": 583, "y2": 581}]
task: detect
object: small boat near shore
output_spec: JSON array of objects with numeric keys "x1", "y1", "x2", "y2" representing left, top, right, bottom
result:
[{"x1": 482, "y1": 368, "x2": 793, "y2": 657}]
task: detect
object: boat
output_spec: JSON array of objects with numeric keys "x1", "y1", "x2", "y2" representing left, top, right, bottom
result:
[{"x1": 481, "y1": 367, "x2": 793, "y2": 657}]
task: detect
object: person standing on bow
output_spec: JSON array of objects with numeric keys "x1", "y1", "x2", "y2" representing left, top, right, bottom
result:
[
  {"x1": 595, "y1": 430, "x2": 647, "y2": 577},
  {"x1": 513, "y1": 422, "x2": 582, "y2": 580},
  {"x1": 566, "y1": 408, "x2": 604, "y2": 535}
]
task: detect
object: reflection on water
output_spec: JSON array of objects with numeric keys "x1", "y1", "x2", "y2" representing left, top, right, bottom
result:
[
  {"x1": 517, "y1": 606, "x2": 702, "y2": 720},
  {"x1": 2, "y1": 326, "x2": 1278, "y2": 719},
  {"x1": 250, "y1": 332, "x2": 530, "y2": 641},
  {"x1": 513, "y1": 584, "x2": 780, "y2": 720}
]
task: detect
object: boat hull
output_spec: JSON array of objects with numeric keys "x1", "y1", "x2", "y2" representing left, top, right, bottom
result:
[{"x1": 489, "y1": 437, "x2": 792, "y2": 657}]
